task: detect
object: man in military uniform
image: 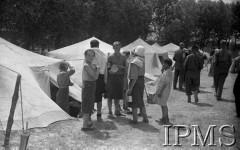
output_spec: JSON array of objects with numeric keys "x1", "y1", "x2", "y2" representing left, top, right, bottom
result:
[
  {"x1": 184, "y1": 45, "x2": 203, "y2": 103},
  {"x1": 173, "y1": 42, "x2": 187, "y2": 91}
]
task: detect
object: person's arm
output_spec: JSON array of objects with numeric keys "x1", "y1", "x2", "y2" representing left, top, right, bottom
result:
[
  {"x1": 229, "y1": 58, "x2": 237, "y2": 74},
  {"x1": 183, "y1": 56, "x2": 188, "y2": 69},
  {"x1": 126, "y1": 63, "x2": 138, "y2": 95},
  {"x1": 228, "y1": 52, "x2": 232, "y2": 69},
  {"x1": 173, "y1": 51, "x2": 177, "y2": 61},
  {"x1": 127, "y1": 79, "x2": 137, "y2": 95},
  {"x1": 157, "y1": 84, "x2": 167, "y2": 97},
  {"x1": 213, "y1": 52, "x2": 218, "y2": 69},
  {"x1": 85, "y1": 65, "x2": 99, "y2": 79},
  {"x1": 199, "y1": 56, "x2": 204, "y2": 70}
]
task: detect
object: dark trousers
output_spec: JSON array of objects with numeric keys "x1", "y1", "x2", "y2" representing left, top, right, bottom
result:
[
  {"x1": 214, "y1": 72, "x2": 228, "y2": 98},
  {"x1": 185, "y1": 70, "x2": 200, "y2": 95},
  {"x1": 233, "y1": 74, "x2": 240, "y2": 116},
  {"x1": 173, "y1": 69, "x2": 185, "y2": 89}
]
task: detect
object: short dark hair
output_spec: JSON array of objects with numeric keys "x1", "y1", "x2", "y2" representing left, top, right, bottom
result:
[
  {"x1": 90, "y1": 40, "x2": 99, "y2": 48},
  {"x1": 210, "y1": 50, "x2": 215, "y2": 56},
  {"x1": 84, "y1": 49, "x2": 95, "y2": 57},
  {"x1": 122, "y1": 51, "x2": 130, "y2": 56},
  {"x1": 191, "y1": 45, "x2": 199, "y2": 52},
  {"x1": 113, "y1": 41, "x2": 121, "y2": 47},
  {"x1": 163, "y1": 58, "x2": 173, "y2": 67},
  {"x1": 59, "y1": 62, "x2": 68, "y2": 70}
]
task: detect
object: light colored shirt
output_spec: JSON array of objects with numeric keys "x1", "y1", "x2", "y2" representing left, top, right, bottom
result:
[
  {"x1": 82, "y1": 62, "x2": 99, "y2": 81},
  {"x1": 128, "y1": 63, "x2": 145, "y2": 79},
  {"x1": 154, "y1": 68, "x2": 173, "y2": 106},
  {"x1": 92, "y1": 47, "x2": 107, "y2": 74}
]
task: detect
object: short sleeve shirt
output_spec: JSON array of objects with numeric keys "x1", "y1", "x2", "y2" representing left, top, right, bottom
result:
[{"x1": 128, "y1": 63, "x2": 145, "y2": 79}]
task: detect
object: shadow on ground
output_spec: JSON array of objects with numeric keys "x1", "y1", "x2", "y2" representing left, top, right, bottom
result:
[
  {"x1": 190, "y1": 102, "x2": 213, "y2": 107},
  {"x1": 114, "y1": 117, "x2": 159, "y2": 133}
]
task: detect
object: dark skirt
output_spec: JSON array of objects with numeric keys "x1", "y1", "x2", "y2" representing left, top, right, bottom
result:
[
  {"x1": 132, "y1": 76, "x2": 145, "y2": 108},
  {"x1": 233, "y1": 73, "x2": 240, "y2": 116},
  {"x1": 95, "y1": 74, "x2": 106, "y2": 102},
  {"x1": 107, "y1": 74, "x2": 124, "y2": 99},
  {"x1": 81, "y1": 81, "x2": 96, "y2": 113},
  {"x1": 56, "y1": 87, "x2": 69, "y2": 113}
]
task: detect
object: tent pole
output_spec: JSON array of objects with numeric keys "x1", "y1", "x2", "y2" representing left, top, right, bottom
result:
[{"x1": 3, "y1": 74, "x2": 21, "y2": 148}]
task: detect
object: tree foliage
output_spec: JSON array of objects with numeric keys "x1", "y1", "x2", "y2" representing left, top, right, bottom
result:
[{"x1": 0, "y1": 0, "x2": 239, "y2": 51}]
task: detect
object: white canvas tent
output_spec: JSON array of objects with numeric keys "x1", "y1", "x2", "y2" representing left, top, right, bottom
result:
[
  {"x1": 47, "y1": 37, "x2": 115, "y2": 87},
  {"x1": 151, "y1": 42, "x2": 169, "y2": 60},
  {"x1": 160, "y1": 43, "x2": 180, "y2": 60},
  {"x1": 47, "y1": 36, "x2": 114, "y2": 60},
  {"x1": 122, "y1": 38, "x2": 162, "y2": 76},
  {"x1": 0, "y1": 37, "x2": 82, "y2": 130}
]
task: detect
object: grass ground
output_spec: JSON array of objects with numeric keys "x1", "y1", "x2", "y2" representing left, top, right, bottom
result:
[{"x1": 1, "y1": 67, "x2": 240, "y2": 150}]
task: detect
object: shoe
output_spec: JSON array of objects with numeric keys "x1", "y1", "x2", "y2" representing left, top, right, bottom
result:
[
  {"x1": 142, "y1": 119, "x2": 149, "y2": 123},
  {"x1": 187, "y1": 96, "x2": 191, "y2": 103},
  {"x1": 108, "y1": 113, "x2": 116, "y2": 119},
  {"x1": 123, "y1": 107, "x2": 130, "y2": 111},
  {"x1": 155, "y1": 118, "x2": 169, "y2": 124},
  {"x1": 235, "y1": 115, "x2": 240, "y2": 118},
  {"x1": 195, "y1": 97, "x2": 199, "y2": 103},
  {"x1": 126, "y1": 111, "x2": 133, "y2": 114},
  {"x1": 97, "y1": 117, "x2": 102, "y2": 122},
  {"x1": 216, "y1": 97, "x2": 221, "y2": 101},
  {"x1": 87, "y1": 122, "x2": 93, "y2": 128},
  {"x1": 173, "y1": 87, "x2": 177, "y2": 90},
  {"x1": 81, "y1": 127, "x2": 95, "y2": 131},
  {"x1": 129, "y1": 120, "x2": 138, "y2": 124},
  {"x1": 138, "y1": 113, "x2": 142, "y2": 116},
  {"x1": 178, "y1": 88, "x2": 184, "y2": 91},
  {"x1": 115, "y1": 112, "x2": 126, "y2": 117}
]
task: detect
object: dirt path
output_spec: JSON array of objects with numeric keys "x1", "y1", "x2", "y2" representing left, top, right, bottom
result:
[{"x1": 1, "y1": 68, "x2": 240, "y2": 150}]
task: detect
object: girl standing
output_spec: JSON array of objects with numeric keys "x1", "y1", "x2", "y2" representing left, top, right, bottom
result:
[
  {"x1": 81, "y1": 49, "x2": 100, "y2": 131},
  {"x1": 56, "y1": 61, "x2": 75, "y2": 113}
]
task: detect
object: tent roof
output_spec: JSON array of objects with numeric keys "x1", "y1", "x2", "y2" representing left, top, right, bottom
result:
[
  {"x1": 122, "y1": 38, "x2": 162, "y2": 75},
  {"x1": 151, "y1": 43, "x2": 168, "y2": 56},
  {"x1": 152, "y1": 42, "x2": 161, "y2": 48},
  {"x1": 161, "y1": 43, "x2": 179, "y2": 54},
  {"x1": 47, "y1": 37, "x2": 114, "y2": 60},
  {"x1": 0, "y1": 37, "x2": 82, "y2": 130},
  {"x1": 122, "y1": 38, "x2": 156, "y2": 54}
]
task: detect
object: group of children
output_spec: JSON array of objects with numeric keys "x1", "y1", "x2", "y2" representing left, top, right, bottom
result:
[{"x1": 56, "y1": 39, "x2": 205, "y2": 131}]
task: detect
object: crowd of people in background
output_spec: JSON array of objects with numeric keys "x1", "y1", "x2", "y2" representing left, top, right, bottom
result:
[{"x1": 56, "y1": 39, "x2": 240, "y2": 131}]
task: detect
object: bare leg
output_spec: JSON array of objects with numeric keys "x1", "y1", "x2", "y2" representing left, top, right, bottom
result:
[
  {"x1": 82, "y1": 113, "x2": 89, "y2": 128},
  {"x1": 161, "y1": 106, "x2": 169, "y2": 123},
  {"x1": 140, "y1": 107, "x2": 149, "y2": 123},
  {"x1": 108, "y1": 98, "x2": 113, "y2": 114}
]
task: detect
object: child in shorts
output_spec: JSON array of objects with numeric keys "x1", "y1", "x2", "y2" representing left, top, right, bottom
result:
[{"x1": 81, "y1": 49, "x2": 100, "y2": 131}]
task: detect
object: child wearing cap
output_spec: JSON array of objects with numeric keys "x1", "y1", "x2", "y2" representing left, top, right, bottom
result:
[
  {"x1": 154, "y1": 58, "x2": 173, "y2": 124},
  {"x1": 56, "y1": 61, "x2": 75, "y2": 113}
]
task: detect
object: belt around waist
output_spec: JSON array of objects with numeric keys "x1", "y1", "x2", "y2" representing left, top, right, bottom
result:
[
  {"x1": 83, "y1": 80, "x2": 96, "y2": 83},
  {"x1": 59, "y1": 86, "x2": 69, "y2": 88},
  {"x1": 138, "y1": 76, "x2": 144, "y2": 78}
]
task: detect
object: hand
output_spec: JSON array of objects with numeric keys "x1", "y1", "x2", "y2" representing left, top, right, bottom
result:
[
  {"x1": 158, "y1": 93, "x2": 162, "y2": 97},
  {"x1": 149, "y1": 82, "x2": 155, "y2": 86},
  {"x1": 127, "y1": 89, "x2": 132, "y2": 96}
]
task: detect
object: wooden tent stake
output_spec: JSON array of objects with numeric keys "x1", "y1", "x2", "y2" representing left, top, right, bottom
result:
[{"x1": 3, "y1": 74, "x2": 21, "y2": 147}]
